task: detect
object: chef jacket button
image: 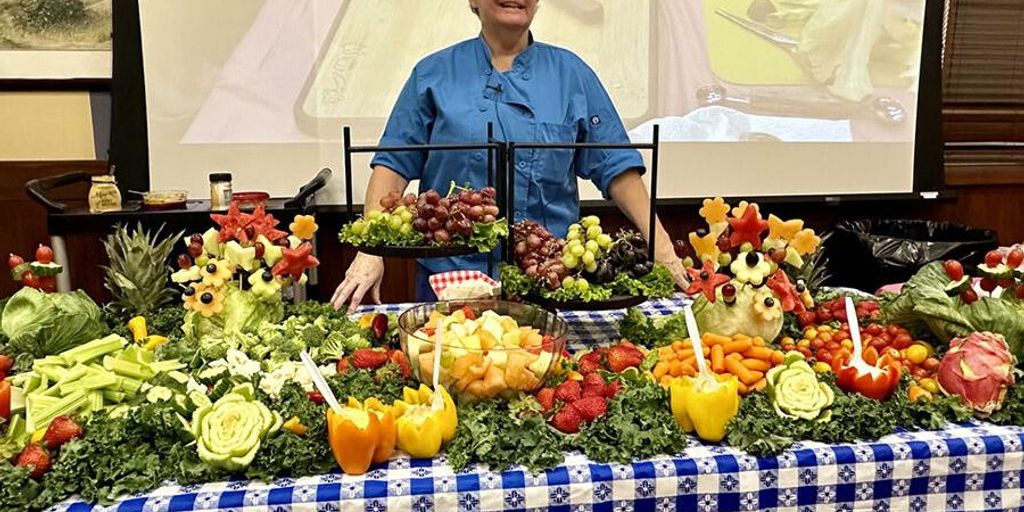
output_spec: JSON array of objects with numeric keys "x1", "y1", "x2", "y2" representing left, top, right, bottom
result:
[
  {"x1": 517, "y1": 161, "x2": 527, "y2": 168},
  {"x1": 524, "y1": 111, "x2": 533, "y2": 119},
  {"x1": 485, "y1": 69, "x2": 492, "y2": 75},
  {"x1": 523, "y1": 74, "x2": 530, "y2": 80},
  {"x1": 474, "y1": 153, "x2": 484, "y2": 161},
  {"x1": 478, "y1": 105, "x2": 487, "y2": 112}
]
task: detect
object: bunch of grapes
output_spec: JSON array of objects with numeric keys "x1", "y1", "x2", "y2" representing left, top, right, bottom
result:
[
  {"x1": 513, "y1": 220, "x2": 569, "y2": 290},
  {"x1": 410, "y1": 187, "x2": 500, "y2": 244},
  {"x1": 608, "y1": 230, "x2": 654, "y2": 279}
]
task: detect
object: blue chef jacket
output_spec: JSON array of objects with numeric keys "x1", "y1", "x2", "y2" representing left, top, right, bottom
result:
[{"x1": 371, "y1": 35, "x2": 644, "y2": 277}]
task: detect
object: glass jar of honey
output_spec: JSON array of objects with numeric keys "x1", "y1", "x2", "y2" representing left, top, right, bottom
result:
[{"x1": 88, "y1": 175, "x2": 122, "y2": 213}]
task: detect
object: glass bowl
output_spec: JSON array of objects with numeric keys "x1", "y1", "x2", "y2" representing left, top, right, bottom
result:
[{"x1": 398, "y1": 299, "x2": 568, "y2": 402}]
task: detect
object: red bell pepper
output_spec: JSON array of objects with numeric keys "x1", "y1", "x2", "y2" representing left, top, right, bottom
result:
[
  {"x1": 831, "y1": 297, "x2": 901, "y2": 401},
  {"x1": 832, "y1": 354, "x2": 901, "y2": 401}
]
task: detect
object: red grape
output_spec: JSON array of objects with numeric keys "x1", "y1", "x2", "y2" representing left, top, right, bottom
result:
[
  {"x1": 254, "y1": 242, "x2": 265, "y2": 259},
  {"x1": 412, "y1": 218, "x2": 429, "y2": 232},
  {"x1": 469, "y1": 205, "x2": 484, "y2": 220},
  {"x1": 434, "y1": 229, "x2": 450, "y2": 243},
  {"x1": 468, "y1": 193, "x2": 483, "y2": 206},
  {"x1": 423, "y1": 190, "x2": 441, "y2": 205},
  {"x1": 427, "y1": 217, "x2": 442, "y2": 231},
  {"x1": 483, "y1": 205, "x2": 500, "y2": 217},
  {"x1": 403, "y1": 193, "x2": 417, "y2": 206},
  {"x1": 434, "y1": 205, "x2": 449, "y2": 221},
  {"x1": 188, "y1": 242, "x2": 203, "y2": 258},
  {"x1": 482, "y1": 214, "x2": 496, "y2": 223},
  {"x1": 943, "y1": 260, "x2": 964, "y2": 280}
]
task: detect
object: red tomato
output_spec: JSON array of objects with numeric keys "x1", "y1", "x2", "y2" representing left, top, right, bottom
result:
[
  {"x1": 817, "y1": 350, "x2": 834, "y2": 364},
  {"x1": 825, "y1": 341, "x2": 840, "y2": 352},
  {"x1": 35, "y1": 245, "x2": 54, "y2": 264},
  {"x1": 887, "y1": 325, "x2": 903, "y2": 337},
  {"x1": 869, "y1": 337, "x2": 889, "y2": 350},
  {"x1": 0, "y1": 381, "x2": 10, "y2": 422},
  {"x1": 984, "y1": 250, "x2": 1003, "y2": 267},
  {"x1": 912, "y1": 367, "x2": 930, "y2": 379},
  {"x1": 892, "y1": 333, "x2": 913, "y2": 350},
  {"x1": 7, "y1": 254, "x2": 24, "y2": 270},
  {"x1": 1008, "y1": 248, "x2": 1024, "y2": 268},
  {"x1": 865, "y1": 324, "x2": 883, "y2": 336},
  {"x1": 922, "y1": 357, "x2": 941, "y2": 372},
  {"x1": 21, "y1": 272, "x2": 40, "y2": 289},
  {"x1": 943, "y1": 260, "x2": 964, "y2": 280}
]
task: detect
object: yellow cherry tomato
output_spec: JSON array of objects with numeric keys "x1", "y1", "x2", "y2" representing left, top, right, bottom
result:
[
  {"x1": 918, "y1": 378, "x2": 940, "y2": 394},
  {"x1": 813, "y1": 361, "x2": 832, "y2": 374},
  {"x1": 905, "y1": 344, "x2": 929, "y2": 365},
  {"x1": 804, "y1": 328, "x2": 818, "y2": 340},
  {"x1": 797, "y1": 339, "x2": 811, "y2": 348}
]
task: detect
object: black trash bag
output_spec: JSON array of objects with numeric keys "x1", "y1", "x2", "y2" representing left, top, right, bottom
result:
[{"x1": 826, "y1": 219, "x2": 998, "y2": 292}]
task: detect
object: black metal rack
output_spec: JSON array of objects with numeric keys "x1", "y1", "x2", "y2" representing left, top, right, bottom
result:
[{"x1": 340, "y1": 124, "x2": 662, "y2": 309}]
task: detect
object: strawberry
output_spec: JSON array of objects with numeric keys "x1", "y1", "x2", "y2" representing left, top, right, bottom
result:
[
  {"x1": 604, "y1": 380, "x2": 622, "y2": 398},
  {"x1": 536, "y1": 387, "x2": 556, "y2": 412},
  {"x1": 336, "y1": 356, "x2": 351, "y2": 375},
  {"x1": 606, "y1": 344, "x2": 644, "y2": 373},
  {"x1": 0, "y1": 381, "x2": 10, "y2": 422},
  {"x1": 43, "y1": 415, "x2": 82, "y2": 449},
  {"x1": 389, "y1": 350, "x2": 412, "y2": 378},
  {"x1": 581, "y1": 373, "x2": 606, "y2": 398},
  {"x1": 541, "y1": 335, "x2": 555, "y2": 353},
  {"x1": 351, "y1": 348, "x2": 389, "y2": 370},
  {"x1": 553, "y1": 380, "x2": 581, "y2": 403},
  {"x1": 573, "y1": 396, "x2": 608, "y2": 422},
  {"x1": 16, "y1": 444, "x2": 51, "y2": 478},
  {"x1": 306, "y1": 391, "x2": 325, "y2": 404},
  {"x1": 577, "y1": 350, "x2": 605, "y2": 374},
  {"x1": 0, "y1": 354, "x2": 12, "y2": 379},
  {"x1": 550, "y1": 402, "x2": 582, "y2": 434}
]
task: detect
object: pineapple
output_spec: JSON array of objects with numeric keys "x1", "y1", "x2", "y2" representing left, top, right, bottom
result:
[
  {"x1": 792, "y1": 231, "x2": 833, "y2": 293},
  {"x1": 102, "y1": 223, "x2": 183, "y2": 320}
]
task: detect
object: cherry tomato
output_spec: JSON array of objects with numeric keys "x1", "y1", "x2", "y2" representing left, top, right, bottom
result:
[
  {"x1": 960, "y1": 288, "x2": 979, "y2": 304},
  {"x1": 912, "y1": 367, "x2": 930, "y2": 379},
  {"x1": 35, "y1": 245, "x2": 54, "y2": 264},
  {"x1": 922, "y1": 357, "x2": 941, "y2": 372},
  {"x1": 865, "y1": 324, "x2": 883, "y2": 336},
  {"x1": 984, "y1": 250, "x2": 1003, "y2": 267},
  {"x1": 880, "y1": 332, "x2": 893, "y2": 344},
  {"x1": 7, "y1": 254, "x2": 24, "y2": 270},
  {"x1": 39, "y1": 276, "x2": 56, "y2": 293},
  {"x1": 869, "y1": 337, "x2": 888, "y2": 350},
  {"x1": 892, "y1": 333, "x2": 913, "y2": 350},
  {"x1": 980, "y1": 278, "x2": 998, "y2": 293},
  {"x1": 816, "y1": 350, "x2": 834, "y2": 364},
  {"x1": 811, "y1": 339, "x2": 825, "y2": 349},
  {"x1": 943, "y1": 259, "x2": 964, "y2": 280},
  {"x1": 21, "y1": 272, "x2": 40, "y2": 289},
  {"x1": 887, "y1": 325, "x2": 903, "y2": 337},
  {"x1": 905, "y1": 344, "x2": 929, "y2": 365},
  {"x1": 1008, "y1": 248, "x2": 1024, "y2": 268}
]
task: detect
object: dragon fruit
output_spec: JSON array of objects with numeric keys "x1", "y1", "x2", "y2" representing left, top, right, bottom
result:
[{"x1": 936, "y1": 332, "x2": 1017, "y2": 416}]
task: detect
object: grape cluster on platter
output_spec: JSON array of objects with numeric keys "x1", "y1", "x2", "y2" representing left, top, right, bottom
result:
[
  {"x1": 339, "y1": 184, "x2": 507, "y2": 253},
  {"x1": 503, "y1": 216, "x2": 672, "y2": 302}
]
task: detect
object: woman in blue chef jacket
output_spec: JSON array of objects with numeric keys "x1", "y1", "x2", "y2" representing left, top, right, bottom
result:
[{"x1": 333, "y1": 0, "x2": 687, "y2": 312}]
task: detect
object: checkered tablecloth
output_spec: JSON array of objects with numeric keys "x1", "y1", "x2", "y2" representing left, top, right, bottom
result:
[{"x1": 53, "y1": 296, "x2": 1024, "y2": 512}]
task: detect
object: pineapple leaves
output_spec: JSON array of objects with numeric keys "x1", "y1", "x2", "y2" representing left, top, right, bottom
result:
[{"x1": 102, "y1": 223, "x2": 183, "y2": 320}]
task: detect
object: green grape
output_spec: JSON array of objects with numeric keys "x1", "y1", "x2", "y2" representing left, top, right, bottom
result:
[
  {"x1": 585, "y1": 240, "x2": 600, "y2": 254},
  {"x1": 388, "y1": 215, "x2": 404, "y2": 230},
  {"x1": 569, "y1": 223, "x2": 582, "y2": 233},
  {"x1": 367, "y1": 211, "x2": 383, "y2": 221},
  {"x1": 350, "y1": 220, "x2": 367, "y2": 236},
  {"x1": 566, "y1": 239, "x2": 583, "y2": 250},
  {"x1": 562, "y1": 253, "x2": 579, "y2": 269},
  {"x1": 567, "y1": 230, "x2": 581, "y2": 242},
  {"x1": 570, "y1": 244, "x2": 586, "y2": 257},
  {"x1": 562, "y1": 276, "x2": 575, "y2": 288},
  {"x1": 581, "y1": 251, "x2": 596, "y2": 266},
  {"x1": 769, "y1": 261, "x2": 779, "y2": 274},
  {"x1": 596, "y1": 233, "x2": 613, "y2": 249},
  {"x1": 584, "y1": 260, "x2": 598, "y2": 273},
  {"x1": 581, "y1": 215, "x2": 600, "y2": 228},
  {"x1": 681, "y1": 256, "x2": 695, "y2": 268},
  {"x1": 586, "y1": 225, "x2": 603, "y2": 240},
  {"x1": 400, "y1": 210, "x2": 414, "y2": 223},
  {"x1": 576, "y1": 278, "x2": 590, "y2": 292},
  {"x1": 718, "y1": 252, "x2": 733, "y2": 267},
  {"x1": 399, "y1": 223, "x2": 413, "y2": 235},
  {"x1": 739, "y1": 242, "x2": 754, "y2": 253}
]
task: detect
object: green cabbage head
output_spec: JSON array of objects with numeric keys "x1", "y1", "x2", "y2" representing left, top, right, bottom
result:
[{"x1": 1, "y1": 287, "x2": 105, "y2": 357}]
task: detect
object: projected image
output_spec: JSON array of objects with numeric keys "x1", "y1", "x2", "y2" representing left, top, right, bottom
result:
[
  {"x1": 140, "y1": 0, "x2": 930, "y2": 201},
  {"x1": 634, "y1": 0, "x2": 923, "y2": 143}
]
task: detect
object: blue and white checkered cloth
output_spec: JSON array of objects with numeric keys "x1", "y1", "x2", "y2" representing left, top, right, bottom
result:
[{"x1": 53, "y1": 296, "x2": 1024, "y2": 511}]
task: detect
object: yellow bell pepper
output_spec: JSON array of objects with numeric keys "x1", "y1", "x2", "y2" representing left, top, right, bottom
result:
[
  {"x1": 127, "y1": 316, "x2": 148, "y2": 343},
  {"x1": 392, "y1": 385, "x2": 458, "y2": 458},
  {"x1": 327, "y1": 396, "x2": 397, "y2": 475},
  {"x1": 142, "y1": 335, "x2": 169, "y2": 351},
  {"x1": 358, "y1": 314, "x2": 375, "y2": 330},
  {"x1": 282, "y1": 416, "x2": 308, "y2": 436},
  {"x1": 670, "y1": 372, "x2": 740, "y2": 443}
]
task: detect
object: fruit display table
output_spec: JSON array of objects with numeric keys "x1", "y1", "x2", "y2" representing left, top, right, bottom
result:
[{"x1": 51, "y1": 298, "x2": 1024, "y2": 512}]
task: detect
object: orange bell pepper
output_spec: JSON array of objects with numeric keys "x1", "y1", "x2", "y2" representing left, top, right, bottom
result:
[{"x1": 327, "y1": 396, "x2": 397, "y2": 475}]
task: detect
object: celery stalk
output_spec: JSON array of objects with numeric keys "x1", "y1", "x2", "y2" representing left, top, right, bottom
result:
[
  {"x1": 148, "y1": 360, "x2": 185, "y2": 373},
  {"x1": 61, "y1": 364, "x2": 89, "y2": 384},
  {"x1": 103, "y1": 356, "x2": 154, "y2": 380},
  {"x1": 118, "y1": 377, "x2": 143, "y2": 395},
  {"x1": 33, "y1": 365, "x2": 66, "y2": 383},
  {"x1": 29, "y1": 391, "x2": 88, "y2": 432},
  {"x1": 58, "y1": 372, "x2": 118, "y2": 396},
  {"x1": 101, "y1": 390, "x2": 126, "y2": 403},
  {"x1": 60, "y1": 334, "x2": 127, "y2": 365}
]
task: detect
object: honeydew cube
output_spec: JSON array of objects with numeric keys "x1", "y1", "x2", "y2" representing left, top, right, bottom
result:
[
  {"x1": 489, "y1": 350, "x2": 509, "y2": 369},
  {"x1": 449, "y1": 323, "x2": 468, "y2": 340},
  {"x1": 502, "y1": 332, "x2": 521, "y2": 348},
  {"x1": 463, "y1": 335, "x2": 482, "y2": 351},
  {"x1": 463, "y1": 319, "x2": 478, "y2": 335},
  {"x1": 201, "y1": 228, "x2": 221, "y2": 257},
  {"x1": 481, "y1": 318, "x2": 505, "y2": 345},
  {"x1": 528, "y1": 351, "x2": 554, "y2": 377},
  {"x1": 500, "y1": 317, "x2": 519, "y2": 333}
]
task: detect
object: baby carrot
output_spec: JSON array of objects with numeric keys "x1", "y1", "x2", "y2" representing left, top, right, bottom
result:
[
  {"x1": 736, "y1": 380, "x2": 749, "y2": 394},
  {"x1": 770, "y1": 351, "x2": 785, "y2": 365},
  {"x1": 662, "y1": 351, "x2": 677, "y2": 362},
  {"x1": 652, "y1": 362, "x2": 668, "y2": 379},
  {"x1": 743, "y1": 346, "x2": 774, "y2": 360},
  {"x1": 681, "y1": 355, "x2": 696, "y2": 368},
  {"x1": 742, "y1": 358, "x2": 772, "y2": 372},
  {"x1": 726, "y1": 352, "x2": 744, "y2": 362},
  {"x1": 675, "y1": 348, "x2": 694, "y2": 361},
  {"x1": 751, "y1": 337, "x2": 765, "y2": 347},
  {"x1": 725, "y1": 357, "x2": 762, "y2": 385},
  {"x1": 659, "y1": 375, "x2": 673, "y2": 388},
  {"x1": 722, "y1": 339, "x2": 753, "y2": 355},
  {"x1": 704, "y1": 333, "x2": 732, "y2": 346},
  {"x1": 680, "y1": 362, "x2": 696, "y2": 375},
  {"x1": 671, "y1": 340, "x2": 686, "y2": 351},
  {"x1": 750, "y1": 378, "x2": 767, "y2": 392},
  {"x1": 711, "y1": 344, "x2": 725, "y2": 373}
]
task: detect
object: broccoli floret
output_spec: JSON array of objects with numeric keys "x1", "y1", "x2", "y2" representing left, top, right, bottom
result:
[
  {"x1": 268, "y1": 335, "x2": 305, "y2": 362},
  {"x1": 298, "y1": 324, "x2": 327, "y2": 348},
  {"x1": 344, "y1": 333, "x2": 371, "y2": 352},
  {"x1": 316, "y1": 332, "x2": 348, "y2": 363},
  {"x1": 199, "y1": 338, "x2": 230, "y2": 361}
]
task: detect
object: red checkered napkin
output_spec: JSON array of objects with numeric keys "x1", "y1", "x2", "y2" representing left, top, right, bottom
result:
[{"x1": 429, "y1": 270, "x2": 499, "y2": 299}]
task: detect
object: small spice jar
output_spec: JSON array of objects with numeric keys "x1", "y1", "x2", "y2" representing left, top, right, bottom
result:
[
  {"x1": 209, "y1": 172, "x2": 233, "y2": 210},
  {"x1": 88, "y1": 175, "x2": 122, "y2": 213}
]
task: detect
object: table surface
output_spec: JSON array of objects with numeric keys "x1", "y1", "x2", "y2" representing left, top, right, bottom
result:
[{"x1": 53, "y1": 297, "x2": 1024, "y2": 512}]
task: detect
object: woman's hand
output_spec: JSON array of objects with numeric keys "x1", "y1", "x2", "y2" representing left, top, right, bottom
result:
[
  {"x1": 659, "y1": 253, "x2": 690, "y2": 291},
  {"x1": 331, "y1": 253, "x2": 384, "y2": 313}
]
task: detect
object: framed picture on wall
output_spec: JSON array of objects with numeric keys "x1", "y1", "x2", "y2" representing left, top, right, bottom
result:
[{"x1": 0, "y1": 0, "x2": 111, "y2": 83}]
